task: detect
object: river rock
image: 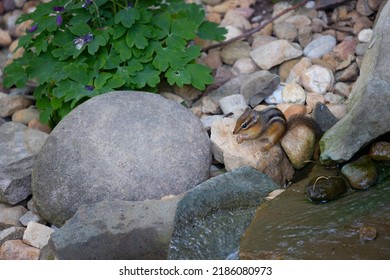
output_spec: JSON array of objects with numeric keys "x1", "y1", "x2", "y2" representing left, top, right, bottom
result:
[
  {"x1": 264, "y1": 85, "x2": 284, "y2": 104},
  {"x1": 250, "y1": 39, "x2": 303, "y2": 70},
  {"x1": 0, "y1": 122, "x2": 48, "y2": 166},
  {"x1": 358, "y1": 28, "x2": 373, "y2": 43},
  {"x1": 32, "y1": 91, "x2": 211, "y2": 226},
  {"x1": 273, "y1": 22, "x2": 297, "y2": 41},
  {"x1": 11, "y1": 106, "x2": 42, "y2": 125},
  {"x1": 357, "y1": 0, "x2": 375, "y2": 16},
  {"x1": 305, "y1": 176, "x2": 347, "y2": 203},
  {"x1": 23, "y1": 221, "x2": 55, "y2": 249},
  {"x1": 282, "y1": 83, "x2": 306, "y2": 104},
  {"x1": 220, "y1": 41, "x2": 251, "y2": 65},
  {"x1": 369, "y1": 141, "x2": 390, "y2": 161},
  {"x1": 303, "y1": 35, "x2": 336, "y2": 59},
  {"x1": 0, "y1": 155, "x2": 35, "y2": 205},
  {"x1": 280, "y1": 123, "x2": 316, "y2": 169},
  {"x1": 19, "y1": 210, "x2": 45, "y2": 226},
  {"x1": 231, "y1": 57, "x2": 259, "y2": 75},
  {"x1": 286, "y1": 57, "x2": 312, "y2": 84},
  {"x1": 0, "y1": 226, "x2": 25, "y2": 246},
  {"x1": 0, "y1": 95, "x2": 33, "y2": 118},
  {"x1": 301, "y1": 65, "x2": 334, "y2": 94},
  {"x1": 0, "y1": 240, "x2": 40, "y2": 260},
  {"x1": 50, "y1": 197, "x2": 181, "y2": 260},
  {"x1": 210, "y1": 116, "x2": 294, "y2": 185},
  {"x1": 320, "y1": 1, "x2": 390, "y2": 164},
  {"x1": 341, "y1": 155, "x2": 378, "y2": 190},
  {"x1": 306, "y1": 91, "x2": 326, "y2": 109},
  {"x1": 335, "y1": 62, "x2": 359, "y2": 82},
  {"x1": 220, "y1": 9, "x2": 252, "y2": 31},
  {"x1": 0, "y1": 205, "x2": 27, "y2": 230},
  {"x1": 219, "y1": 94, "x2": 247, "y2": 115},
  {"x1": 312, "y1": 102, "x2": 339, "y2": 132},
  {"x1": 240, "y1": 71, "x2": 281, "y2": 107},
  {"x1": 0, "y1": 28, "x2": 12, "y2": 47}
]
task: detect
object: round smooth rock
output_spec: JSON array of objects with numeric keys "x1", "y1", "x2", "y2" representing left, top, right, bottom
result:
[
  {"x1": 303, "y1": 35, "x2": 336, "y2": 59},
  {"x1": 32, "y1": 91, "x2": 212, "y2": 226}
]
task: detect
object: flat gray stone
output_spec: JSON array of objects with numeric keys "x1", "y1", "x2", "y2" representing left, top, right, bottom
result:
[
  {"x1": 320, "y1": 1, "x2": 390, "y2": 163},
  {"x1": 32, "y1": 91, "x2": 211, "y2": 226},
  {"x1": 0, "y1": 122, "x2": 48, "y2": 166},
  {"x1": 0, "y1": 155, "x2": 35, "y2": 205}
]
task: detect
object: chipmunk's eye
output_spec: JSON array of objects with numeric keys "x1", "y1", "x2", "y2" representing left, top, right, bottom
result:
[{"x1": 242, "y1": 123, "x2": 248, "y2": 129}]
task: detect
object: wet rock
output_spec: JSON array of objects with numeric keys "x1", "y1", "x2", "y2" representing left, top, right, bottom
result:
[
  {"x1": 250, "y1": 39, "x2": 303, "y2": 70},
  {"x1": 358, "y1": 28, "x2": 373, "y2": 43},
  {"x1": 0, "y1": 240, "x2": 40, "y2": 260},
  {"x1": 305, "y1": 176, "x2": 347, "y2": 203},
  {"x1": 23, "y1": 221, "x2": 55, "y2": 249},
  {"x1": 282, "y1": 83, "x2": 306, "y2": 104},
  {"x1": 0, "y1": 226, "x2": 25, "y2": 246},
  {"x1": 231, "y1": 57, "x2": 259, "y2": 75},
  {"x1": 240, "y1": 71, "x2": 281, "y2": 107},
  {"x1": 50, "y1": 198, "x2": 180, "y2": 260},
  {"x1": 286, "y1": 57, "x2": 312, "y2": 84},
  {"x1": 0, "y1": 95, "x2": 33, "y2": 118},
  {"x1": 210, "y1": 117, "x2": 294, "y2": 185},
  {"x1": 220, "y1": 41, "x2": 251, "y2": 65},
  {"x1": 32, "y1": 91, "x2": 211, "y2": 226},
  {"x1": 369, "y1": 142, "x2": 390, "y2": 161},
  {"x1": 0, "y1": 122, "x2": 48, "y2": 166},
  {"x1": 359, "y1": 225, "x2": 377, "y2": 242},
  {"x1": 239, "y1": 162, "x2": 390, "y2": 260},
  {"x1": 301, "y1": 65, "x2": 334, "y2": 94},
  {"x1": 0, "y1": 205, "x2": 27, "y2": 230},
  {"x1": 303, "y1": 35, "x2": 336, "y2": 59},
  {"x1": 273, "y1": 22, "x2": 297, "y2": 41},
  {"x1": 341, "y1": 155, "x2": 378, "y2": 190},
  {"x1": 0, "y1": 155, "x2": 35, "y2": 205},
  {"x1": 312, "y1": 102, "x2": 339, "y2": 132},
  {"x1": 169, "y1": 166, "x2": 279, "y2": 260},
  {"x1": 219, "y1": 94, "x2": 247, "y2": 115},
  {"x1": 281, "y1": 122, "x2": 317, "y2": 169},
  {"x1": 12, "y1": 106, "x2": 40, "y2": 125}
]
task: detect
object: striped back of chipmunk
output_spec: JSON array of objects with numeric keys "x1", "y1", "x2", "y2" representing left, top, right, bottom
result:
[{"x1": 261, "y1": 107, "x2": 286, "y2": 127}]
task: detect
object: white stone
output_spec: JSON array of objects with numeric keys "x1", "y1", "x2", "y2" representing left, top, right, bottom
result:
[
  {"x1": 200, "y1": 115, "x2": 223, "y2": 130},
  {"x1": 303, "y1": 35, "x2": 336, "y2": 58},
  {"x1": 265, "y1": 85, "x2": 284, "y2": 104},
  {"x1": 219, "y1": 94, "x2": 248, "y2": 115},
  {"x1": 223, "y1": 25, "x2": 243, "y2": 41},
  {"x1": 23, "y1": 221, "x2": 55, "y2": 249},
  {"x1": 301, "y1": 65, "x2": 334, "y2": 94},
  {"x1": 358, "y1": 29, "x2": 373, "y2": 43},
  {"x1": 282, "y1": 83, "x2": 306, "y2": 104},
  {"x1": 250, "y1": 40, "x2": 303, "y2": 70},
  {"x1": 231, "y1": 57, "x2": 259, "y2": 75}
]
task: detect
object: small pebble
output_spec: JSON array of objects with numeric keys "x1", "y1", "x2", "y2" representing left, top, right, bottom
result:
[{"x1": 359, "y1": 225, "x2": 377, "y2": 242}]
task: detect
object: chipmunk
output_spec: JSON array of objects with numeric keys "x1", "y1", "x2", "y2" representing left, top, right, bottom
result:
[{"x1": 233, "y1": 107, "x2": 321, "y2": 151}]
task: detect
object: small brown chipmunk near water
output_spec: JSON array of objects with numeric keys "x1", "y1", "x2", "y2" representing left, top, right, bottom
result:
[{"x1": 233, "y1": 107, "x2": 321, "y2": 151}]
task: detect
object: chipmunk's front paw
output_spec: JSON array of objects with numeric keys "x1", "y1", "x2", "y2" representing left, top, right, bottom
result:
[{"x1": 236, "y1": 135, "x2": 244, "y2": 144}]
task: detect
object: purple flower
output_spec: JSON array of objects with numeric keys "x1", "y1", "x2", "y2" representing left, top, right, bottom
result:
[
  {"x1": 73, "y1": 33, "x2": 94, "y2": 49},
  {"x1": 27, "y1": 24, "x2": 38, "y2": 33},
  {"x1": 82, "y1": 0, "x2": 93, "y2": 8},
  {"x1": 85, "y1": 85, "x2": 94, "y2": 91},
  {"x1": 56, "y1": 15, "x2": 63, "y2": 26},
  {"x1": 53, "y1": 6, "x2": 65, "y2": 12}
]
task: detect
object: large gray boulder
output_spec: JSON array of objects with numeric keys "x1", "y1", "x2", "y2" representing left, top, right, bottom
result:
[
  {"x1": 32, "y1": 91, "x2": 211, "y2": 226},
  {"x1": 320, "y1": 1, "x2": 390, "y2": 163}
]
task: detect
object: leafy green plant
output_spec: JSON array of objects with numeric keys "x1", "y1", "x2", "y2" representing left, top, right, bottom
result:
[{"x1": 4, "y1": 0, "x2": 226, "y2": 126}]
